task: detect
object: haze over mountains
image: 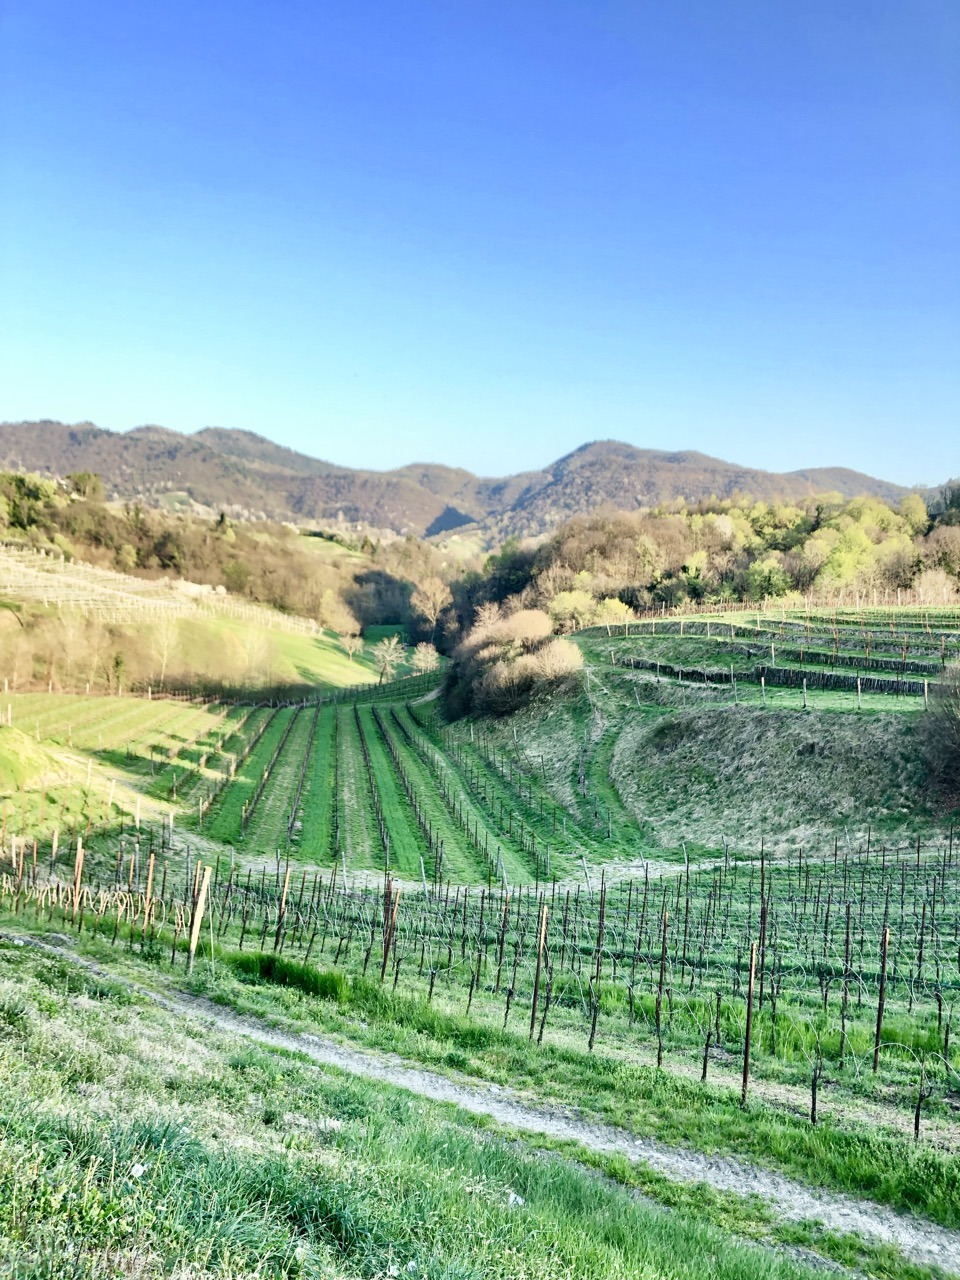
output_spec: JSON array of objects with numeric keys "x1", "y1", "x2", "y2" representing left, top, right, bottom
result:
[{"x1": 0, "y1": 420, "x2": 932, "y2": 544}]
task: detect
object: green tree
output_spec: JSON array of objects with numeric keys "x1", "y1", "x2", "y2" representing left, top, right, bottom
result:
[
  {"x1": 67, "y1": 471, "x2": 105, "y2": 502},
  {"x1": 745, "y1": 555, "x2": 791, "y2": 601},
  {"x1": 900, "y1": 492, "x2": 929, "y2": 537},
  {"x1": 547, "y1": 590, "x2": 595, "y2": 632},
  {"x1": 594, "y1": 597, "x2": 634, "y2": 634}
]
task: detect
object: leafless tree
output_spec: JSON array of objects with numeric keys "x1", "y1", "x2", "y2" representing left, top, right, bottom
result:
[
  {"x1": 411, "y1": 642, "x2": 439, "y2": 674},
  {"x1": 372, "y1": 633, "x2": 403, "y2": 683},
  {"x1": 411, "y1": 576, "x2": 452, "y2": 640},
  {"x1": 341, "y1": 633, "x2": 363, "y2": 662}
]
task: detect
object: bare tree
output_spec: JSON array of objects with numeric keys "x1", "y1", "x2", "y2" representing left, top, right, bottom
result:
[
  {"x1": 151, "y1": 614, "x2": 180, "y2": 689},
  {"x1": 411, "y1": 576, "x2": 452, "y2": 640},
  {"x1": 342, "y1": 633, "x2": 363, "y2": 663},
  {"x1": 473, "y1": 601, "x2": 502, "y2": 631},
  {"x1": 372, "y1": 633, "x2": 404, "y2": 683},
  {"x1": 411, "y1": 642, "x2": 439, "y2": 674}
]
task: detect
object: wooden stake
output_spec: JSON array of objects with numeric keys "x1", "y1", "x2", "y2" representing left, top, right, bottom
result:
[
  {"x1": 187, "y1": 865, "x2": 212, "y2": 973},
  {"x1": 741, "y1": 941, "x2": 757, "y2": 1108},
  {"x1": 529, "y1": 902, "x2": 548, "y2": 1039},
  {"x1": 873, "y1": 926, "x2": 889, "y2": 1073}
]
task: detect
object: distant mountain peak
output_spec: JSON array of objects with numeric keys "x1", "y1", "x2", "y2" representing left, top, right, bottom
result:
[{"x1": 0, "y1": 419, "x2": 924, "y2": 544}]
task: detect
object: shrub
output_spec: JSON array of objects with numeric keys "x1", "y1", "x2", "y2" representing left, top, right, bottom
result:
[{"x1": 445, "y1": 609, "x2": 581, "y2": 717}]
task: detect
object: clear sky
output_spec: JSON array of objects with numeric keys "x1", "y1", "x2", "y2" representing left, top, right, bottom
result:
[{"x1": 1, "y1": 1, "x2": 957, "y2": 483}]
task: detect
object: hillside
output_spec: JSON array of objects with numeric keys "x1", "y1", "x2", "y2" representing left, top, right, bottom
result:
[{"x1": 0, "y1": 421, "x2": 927, "y2": 542}]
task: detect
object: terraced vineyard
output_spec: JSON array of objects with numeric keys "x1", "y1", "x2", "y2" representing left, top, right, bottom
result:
[
  {"x1": 580, "y1": 605, "x2": 960, "y2": 712},
  {"x1": 1, "y1": 605, "x2": 957, "y2": 891}
]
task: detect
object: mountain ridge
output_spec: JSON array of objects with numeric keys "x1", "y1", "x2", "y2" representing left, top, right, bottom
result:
[{"x1": 0, "y1": 420, "x2": 934, "y2": 543}]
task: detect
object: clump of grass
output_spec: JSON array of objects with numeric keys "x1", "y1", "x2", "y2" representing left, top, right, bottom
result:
[{"x1": 230, "y1": 950, "x2": 348, "y2": 1001}]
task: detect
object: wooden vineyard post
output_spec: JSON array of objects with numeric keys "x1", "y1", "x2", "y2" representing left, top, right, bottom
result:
[
  {"x1": 656, "y1": 910, "x2": 669, "y2": 1068},
  {"x1": 529, "y1": 902, "x2": 548, "y2": 1039},
  {"x1": 741, "y1": 941, "x2": 757, "y2": 1109},
  {"x1": 495, "y1": 892, "x2": 510, "y2": 992},
  {"x1": 273, "y1": 864, "x2": 292, "y2": 951},
  {"x1": 71, "y1": 838, "x2": 84, "y2": 924},
  {"x1": 187, "y1": 865, "x2": 212, "y2": 973},
  {"x1": 141, "y1": 852, "x2": 155, "y2": 940},
  {"x1": 873, "y1": 926, "x2": 890, "y2": 1073},
  {"x1": 380, "y1": 884, "x2": 401, "y2": 982}
]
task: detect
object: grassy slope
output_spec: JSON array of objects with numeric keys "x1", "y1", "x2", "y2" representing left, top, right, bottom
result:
[
  {"x1": 204, "y1": 707, "x2": 296, "y2": 845},
  {"x1": 336, "y1": 707, "x2": 382, "y2": 873},
  {"x1": 391, "y1": 705, "x2": 504, "y2": 882},
  {"x1": 610, "y1": 704, "x2": 932, "y2": 854},
  {"x1": 239, "y1": 707, "x2": 314, "y2": 857},
  {"x1": 486, "y1": 650, "x2": 945, "y2": 864},
  {"x1": 0, "y1": 936, "x2": 827, "y2": 1280},
  {"x1": 177, "y1": 614, "x2": 379, "y2": 688},
  {"x1": 377, "y1": 708, "x2": 485, "y2": 883},
  {"x1": 357, "y1": 706, "x2": 426, "y2": 879}
]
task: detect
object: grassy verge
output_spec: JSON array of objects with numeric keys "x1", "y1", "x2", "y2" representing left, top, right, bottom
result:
[
  {"x1": 195, "y1": 951, "x2": 960, "y2": 1227},
  {"x1": 28, "y1": 919, "x2": 953, "y2": 1236},
  {"x1": 0, "y1": 935, "x2": 832, "y2": 1280}
]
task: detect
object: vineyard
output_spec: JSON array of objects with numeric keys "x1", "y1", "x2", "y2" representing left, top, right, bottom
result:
[
  {"x1": 580, "y1": 605, "x2": 960, "y2": 710},
  {"x1": 1, "y1": 602, "x2": 960, "y2": 1277},
  {"x1": 1, "y1": 604, "x2": 957, "y2": 886},
  {"x1": 3, "y1": 816, "x2": 960, "y2": 1257}
]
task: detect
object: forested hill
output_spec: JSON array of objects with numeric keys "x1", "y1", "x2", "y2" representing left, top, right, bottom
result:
[{"x1": 0, "y1": 421, "x2": 925, "y2": 543}]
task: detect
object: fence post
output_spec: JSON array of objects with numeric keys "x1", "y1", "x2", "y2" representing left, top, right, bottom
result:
[{"x1": 873, "y1": 926, "x2": 889, "y2": 1073}]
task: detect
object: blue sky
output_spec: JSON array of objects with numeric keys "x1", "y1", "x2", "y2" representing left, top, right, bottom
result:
[{"x1": 1, "y1": 2, "x2": 957, "y2": 483}]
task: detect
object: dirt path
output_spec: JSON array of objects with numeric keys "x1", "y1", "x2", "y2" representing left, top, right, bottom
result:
[{"x1": 11, "y1": 933, "x2": 959, "y2": 1274}]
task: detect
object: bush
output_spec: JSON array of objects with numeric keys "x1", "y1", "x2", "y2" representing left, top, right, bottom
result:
[{"x1": 444, "y1": 610, "x2": 582, "y2": 717}]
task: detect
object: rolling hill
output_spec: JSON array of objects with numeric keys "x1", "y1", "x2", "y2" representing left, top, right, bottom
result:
[{"x1": 0, "y1": 420, "x2": 930, "y2": 543}]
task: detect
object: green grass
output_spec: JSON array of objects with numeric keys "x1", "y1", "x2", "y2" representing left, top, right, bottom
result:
[
  {"x1": 0, "y1": 936, "x2": 832, "y2": 1280},
  {"x1": 290, "y1": 703, "x2": 337, "y2": 864},
  {"x1": 237, "y1": 706, "x2": 315, "y2": 855},
  {"x1": 187, "y1": 950, "x2": 960, "y2": 1230},
  {"x1": 204, "y1": 706, "x2": 296, "y2": 844},
  {"x1": 10, "y1": 904, "x2": 960, "y2": 1241},
  {"x1": 336, "y1": 706, "x2": 384, "y2": 872},
  {"x1": 357, "y1": 706, "x2": 427, "y2": 879}
]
